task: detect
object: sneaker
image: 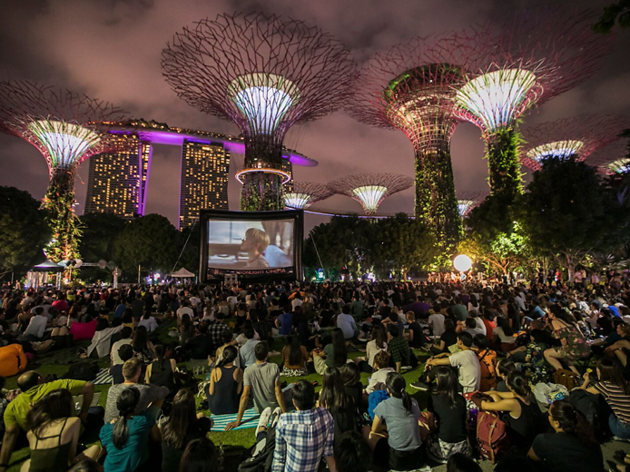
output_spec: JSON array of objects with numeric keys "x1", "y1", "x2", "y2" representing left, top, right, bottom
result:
[
  {"x1": 255, "y1": 407, "x2": 273, "y2": 437},
  {"x1": 270, "y1": 407, "x2": 282, "y2": 428},
  {"x1": 410, "y1": 381, "x2": 431, "y2": 392}
]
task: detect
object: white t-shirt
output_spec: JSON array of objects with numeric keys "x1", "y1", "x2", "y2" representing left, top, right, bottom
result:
[
  {"x1": 23, "y1": 315, "x2": 48, "y2": 339},
  {"x1": 428, "y1": 313, "x2": 445, "y2": 337},
  {"x1": 291, "y1": 298, "x2": 303, "y2": 310},
  {"x1": 449, "y1": 350, "x2": 481, "y2": 393},
  {"x1": 177, "y1": 306, "x2": 194, "y2": 321},
  {"x1": 474, "y1": 317, "x2": 487, "y2": 336}
]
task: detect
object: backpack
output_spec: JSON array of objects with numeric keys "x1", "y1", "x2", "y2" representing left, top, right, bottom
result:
[
  {"x1": 64, "y1": 361, "x2": 100, "y2": 381},
  {"x1": 476, "y1": 411, "x2": 510, "y2": 463},
  {"x1": 0, "y1": 344, "x2": 27, "y2": 378},
  {"x1": 238, "y1": 427, "x2": 276, "y2": 472},
  {"x1": 569, "y1": 388, "x2": 612, "y2": 442},
  {"x1": 553, "y1": 369, "x2": 581, "y2": 391},
  {"x1": 477, "y1": 349, "x2": 498, "y2": 391},
  {"x1": 368, "y1": 389, "x2": 390, "y2": 420}
]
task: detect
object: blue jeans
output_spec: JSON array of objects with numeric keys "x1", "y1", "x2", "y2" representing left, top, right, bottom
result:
[{"x1": 609, "y1": 413, "x2": 630, "y2": 439}]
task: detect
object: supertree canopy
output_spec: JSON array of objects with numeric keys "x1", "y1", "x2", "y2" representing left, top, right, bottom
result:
[
  {"x1": 454, "y1": 8, "x2": 615, "y2": 202},
  {"x1": 591, "y1": 141, "x2": 630, "y2": 175},
  {"x1": 162, "y1": 13, "x2": 356, "y2": 211},
  {"x1": 456, "y1": 191, "x2": 486, "y2": 217},
  {"x1": 0, "y1": 81, "x2": 127, "y2": 263},
  {"x1": 347, "y1": 34, "x2": 487, "y2": 245},
  {"x1": 283, "y1": 181, "x2": 333, "y2": 209},
  {"x1": 521, "y1": 115, "x2": 628, "y2": 172},
  {"x1": 329, "y1": 173, "x2": 413, "y2": 216}
]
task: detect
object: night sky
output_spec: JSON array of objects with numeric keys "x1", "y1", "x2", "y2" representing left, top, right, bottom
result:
[{"x1": 1, "y1": 0, "x2": 629, "y2": 234}]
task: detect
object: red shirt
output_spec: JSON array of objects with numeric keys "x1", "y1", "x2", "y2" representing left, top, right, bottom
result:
[{"x1": 483, "y1": 319, "x2": 497, "y2": 342}]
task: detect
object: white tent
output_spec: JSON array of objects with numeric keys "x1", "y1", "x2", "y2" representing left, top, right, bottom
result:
[{"x1": 171, "y1": 268, "x2": 195, "y2": 278}]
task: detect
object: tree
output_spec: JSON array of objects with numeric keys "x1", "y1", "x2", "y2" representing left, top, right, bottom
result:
[
  {"x1": 78, "y1": 212, "x2": 127, "y2": 282},
  {"x1": 459, "y1": 221, "x2": 532, "y2": 277},
  {"x1": 114, "y1": 214, "x2": 179, "y2": 281},
  {"x1": 522, "y1": 158, "x2": 614, "y2": 281},
  {"x1": 371, "y1": 213, "x2": 438, "y2": 279},
  {"x1": 0, "y1": 186, "x2": 49, "y2": 277},
  {"x1": 594, "y1": 0, "x2": 630, "y2": 33}
]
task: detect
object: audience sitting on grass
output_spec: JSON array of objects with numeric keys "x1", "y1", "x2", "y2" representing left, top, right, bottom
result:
[{"x1": 5, "y1": 276, "x2": 630, "y2": 471}]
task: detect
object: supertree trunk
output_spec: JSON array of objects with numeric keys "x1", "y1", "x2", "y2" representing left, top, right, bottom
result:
[
  {"x1": 486, "y1": 127, "x2": 524, "y2": 203},
  {"x1": 414, "y1": 141, "x2": 462, "y2": 247},
  {"x1": 42, "y1": 168, "x2": 81, "y2": 263},
  {"x1": 240, "y1": 134, "x2": 286, "y2": 211}
]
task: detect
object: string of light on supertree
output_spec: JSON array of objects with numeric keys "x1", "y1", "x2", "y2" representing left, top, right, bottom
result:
[
  {"x1": 0, "y1": 81, "x2": 127, "y2": 264},
  {"x1": 162, "y1": 13, "x2": 356, "y2": 211},
  {"x1": 454, "y1": 8, "x2": 615, "y2": 202},
  {"x1": 521, "y1": 114, "x2": 628, "y2": 172},
  {"x1": 456, "y1": 191, "x2": 486, "y2": 217},
  {"x1": 329, "y1": 173, "x2": 413, "y2": 216},
  {"x1": 590, "y1": 141, "x2": 630, "y2": 175},
  {"x1": 283, "y1": 181, "x2": 333, "y2": 209},
  {"x1": 347, "y1": 34, "x2": 490, "y2": 245}
]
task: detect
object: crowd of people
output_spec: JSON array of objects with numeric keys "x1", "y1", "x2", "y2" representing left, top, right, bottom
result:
[{"x1": 0, "y1": 271, "x2": 630, "y2": 471}]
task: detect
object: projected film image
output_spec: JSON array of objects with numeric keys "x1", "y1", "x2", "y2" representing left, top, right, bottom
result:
[{"x1": 206, "y1": 219, "x2": 294, "y2": 270}]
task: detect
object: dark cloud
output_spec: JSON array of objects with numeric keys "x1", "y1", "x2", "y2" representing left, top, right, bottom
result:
[{"x1": 1, "y1": 0, "x2": 629, "y2": 235}]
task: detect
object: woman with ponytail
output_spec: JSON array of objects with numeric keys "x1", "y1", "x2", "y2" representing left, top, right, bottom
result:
[
  {"x1": 480, "y1": 371, "x2": 545, "y2": 451},
  {"x1": 100, "y1": 387, "x2": 160, "y2": 472},
  {"x1": 528, "y1": 400, "x2": 604, "y2": 472},
  {"x1": 366, "y1": 372, "x2": 425, "y2": 471},
  {"x1": 23, "y1": 389, "x2": 101, "y2": 472},
  {"x1": 208, "y1": 345, "x2": 242, "y2": 415},
  {"x1": 145, "y1": 344, "x2": 176, "y2": 395}
]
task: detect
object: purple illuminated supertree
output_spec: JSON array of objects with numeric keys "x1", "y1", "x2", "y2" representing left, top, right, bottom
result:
[
  {"x1": 0, "y1": 81, "x2": 127, "y2": 263},
  {"x1": 283, "y1": 181, "x2": 333, "y2": 210},
  {"x1": 347, "y1": 34, "x2": 487, "y2": 244},
  {"x1": 454, "y1": 8, "x2": 615, "y2": 202},
  {"x1": 162, "y1": 13, "x2": 356, "y2": 211},
  {"x1": 521, "y1": 114, "x2": 629, "y2": 172},
  {"x1": 329, "y1": 173, "x2": 413, "y2": 216}
]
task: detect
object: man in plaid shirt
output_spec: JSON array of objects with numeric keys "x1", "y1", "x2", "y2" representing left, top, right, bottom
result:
[{"x1": 272, "y1": 380, "x2": 337, "y2": 472}]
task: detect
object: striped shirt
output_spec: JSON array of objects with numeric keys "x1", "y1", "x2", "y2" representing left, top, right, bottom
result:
[{"x1": 594, "y1": 381, "x2": 630, "y2": 424}]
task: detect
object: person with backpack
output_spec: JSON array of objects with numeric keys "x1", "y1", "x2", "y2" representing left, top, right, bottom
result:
[
  {"x1": 580, "y1": 357, "x2": 630, "y2": 439},
  {"x1": 366, "y1": 372, "x2": 425, "y2": 471},
  {"x1": 421, "y1": 367, "x2": 470, "y2": 463},
  {"x1": 474, "y1": 335, "x2": 497, "y2": 391},
  {"x1": 479, "y1": 371, "x2": 545, "y2": 452},
  {"x1": 528, "y1": 400, "x2": 604, "y2": 472}
]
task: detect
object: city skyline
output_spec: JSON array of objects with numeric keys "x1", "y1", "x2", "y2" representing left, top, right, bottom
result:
[{"x1": 1, "y1": 1, "x2": 630, "y2": 235}]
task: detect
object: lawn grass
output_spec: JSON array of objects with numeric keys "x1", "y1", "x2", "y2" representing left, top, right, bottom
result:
[{"x1": 2, "y1": 320, "x2": 431, "y2": 471}]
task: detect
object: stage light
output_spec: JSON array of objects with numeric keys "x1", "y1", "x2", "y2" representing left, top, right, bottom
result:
[{"x1": 453, "y1": 254, "x2": 472, "y2": 273}]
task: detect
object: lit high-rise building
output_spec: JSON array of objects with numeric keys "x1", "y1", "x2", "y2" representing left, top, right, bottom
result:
[
  {"x1": 85, "y1": 134, "x2": 152, "y2": 219},
  {"x1": 179, "y1": 140, "x2": 230, "y2": 229}
]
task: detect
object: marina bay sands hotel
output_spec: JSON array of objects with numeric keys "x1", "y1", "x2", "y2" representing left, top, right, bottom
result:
[{"x1": 85, "y1": 120, "x2": 316, "y2": 229}]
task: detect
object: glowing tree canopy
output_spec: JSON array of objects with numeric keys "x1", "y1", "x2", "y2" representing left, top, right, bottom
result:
[
  {"x1": 454, "y1": 8, "x2": 615, "y2": 201},
  {"x1": 521, "y1": 114, "x2": 629, "y2": 172},
  {"x1": 347, "y1": 34, "x2": 488, "y2": 245},
  {"x1": 590, "y1": 141, "x2": 630, "y2": 175},
  {"x1": 162, "y1": 13, "x2": 356, "y2": 211},
  {"x1": 283, "y1": 181, "x2": 333, "y2": 209},
  {"x1": 329, "y1": 173, "x2": 413, "y2": 216},
  {"x1": 0, "y1": 81, "x2": 127, "y2": 263},
  {"x1": 456, "y1": 191, "x2": 486, "y2": 217}
]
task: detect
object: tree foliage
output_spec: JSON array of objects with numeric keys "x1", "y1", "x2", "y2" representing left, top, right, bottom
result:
[
  {"x1": 303, "y1": 213, "x2": 437, "y2": 280},
  {"x1": 113, "y1": 214, "x2": 180, "y2": 280},
  {"x1": 0, "y1": 186, "x2": 49, "y2": 275},
  {"x1": 594, "y1": 0, "x2": 630, "y2": 33},
  {"x1": 522, "y1": 158, "x2": 615, "y2": 280},
  {"x1": 78, "y1": 212, "x2": 127, "y2": 282}
]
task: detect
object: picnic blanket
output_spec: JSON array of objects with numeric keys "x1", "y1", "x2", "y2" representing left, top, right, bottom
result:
[
  {"x1": 210, "y1": 408, "x2": 259, "y2": 431},
  {"x1": 93, "y1": 367, "x2": 114, "y2": 385}
]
